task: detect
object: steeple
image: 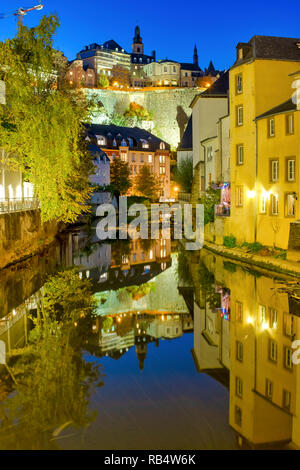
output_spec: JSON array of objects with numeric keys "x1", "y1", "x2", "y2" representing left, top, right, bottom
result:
[
  {"x1": 193, "y1": 44, "x2": 198, "y2": 67},
  {"x1": 132, "y1": 25, "x2": 144, "y2": 54}
]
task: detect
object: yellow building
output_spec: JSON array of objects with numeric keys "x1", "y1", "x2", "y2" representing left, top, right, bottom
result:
[{"x1": 228, "y1": 36, "x2": 300, "y2": 247}]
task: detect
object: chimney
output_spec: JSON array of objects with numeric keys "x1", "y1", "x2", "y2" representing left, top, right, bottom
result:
[{"x1": 152, "y1": 50, "x2": 156, "y2": 61}]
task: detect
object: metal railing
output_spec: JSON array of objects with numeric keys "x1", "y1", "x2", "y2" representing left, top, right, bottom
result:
[
  {"x1": 0, "y1": 198, "x2": 40, "y2": 214},
  {"x1": 215, "y1": 203, "x2": 231, "y2": 217}
]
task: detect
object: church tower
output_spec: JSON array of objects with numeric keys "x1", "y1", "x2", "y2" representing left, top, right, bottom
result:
[
  {"x1": 132, "y1": 25, "x2": 144, "y2": 55},
  {"x1": 193, "y1": 44, "x2": 199, "y2": 67}
]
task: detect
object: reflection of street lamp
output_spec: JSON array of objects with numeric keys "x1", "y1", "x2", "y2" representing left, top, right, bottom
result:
[{"x1": 113, "y1": 81, "x2": 119, "y2": 87}]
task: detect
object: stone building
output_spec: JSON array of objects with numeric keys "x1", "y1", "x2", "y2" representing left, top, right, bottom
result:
[
  {"x1": 65, "y1": 58, "x2": 96, "y2": 88},
  {"x1": 131, "y1": 25, "x2": 156, "y2": 87},
  {"x1": 86, "y1": 124, "x2": 171, "y2": 199},
  {"x1": 143, "y1": 60, "x2": 181, "y2": 87}
]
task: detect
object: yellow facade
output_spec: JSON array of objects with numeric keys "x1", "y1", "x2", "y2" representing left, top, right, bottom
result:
[{"x1": 228, "y1": 59, "x2": 300, "y2": 248}]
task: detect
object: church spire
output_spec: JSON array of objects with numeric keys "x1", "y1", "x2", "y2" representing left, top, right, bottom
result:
[{"x1": 193, "y1": 44, "x2": 198, "y2": 66}]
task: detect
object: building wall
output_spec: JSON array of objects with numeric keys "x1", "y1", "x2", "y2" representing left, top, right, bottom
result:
[
  {"x1": 228, "y1": 59, "x2": 300, "y2": 245},
  {"x1": 203, "y1": 136, "x2": 219, "y2": 189}
]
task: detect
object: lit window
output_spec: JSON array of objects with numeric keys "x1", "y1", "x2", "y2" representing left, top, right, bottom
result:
[
  {"x1": 120, "y1": 153, "x2": 127, "y2": 162},
  {"x1": 207, "y1": 146, "x2": 213, "y2": 161},
  {"x1": 159, "y1": 155, "x2": 166, "y2": 163},
  {"x1": 259, "y1": 305, "x2": 266, "y2": 324},
  {"x1": 160, "y1": 142, "x2": 166, "y2": 150},
  {"x1": 148, "y1": 155, "x2": 153, "y2": 163},
  {"x1": 283, "y1": 312, "x2": 294, "y2": 337}
]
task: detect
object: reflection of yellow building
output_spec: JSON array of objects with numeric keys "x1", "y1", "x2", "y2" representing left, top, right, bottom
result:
[
  {"x1": 187, "y1": 247, "x2": 300, "y2": 448},
  {"x1": 227, "y1": 36, "x2": 300, "y2": 247}
]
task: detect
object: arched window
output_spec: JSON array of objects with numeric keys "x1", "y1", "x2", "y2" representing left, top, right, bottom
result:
[
  {"x1": 113, "y1": 139, "x2": 117, "y2": 147},
  {"x1": 160, "y1": 142, "x2": 166, "y2": 150},
  {"x1": 128, "y1": 137, "x2": 133, "y2": 147}
]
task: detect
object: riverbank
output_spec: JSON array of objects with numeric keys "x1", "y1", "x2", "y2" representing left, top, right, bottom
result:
[
  {"x1": 0, "y1": 209, "x2": 63, "y2": 270},
  {"x1": 203, "y1": 241, "x2": 300, "y2": 278}
]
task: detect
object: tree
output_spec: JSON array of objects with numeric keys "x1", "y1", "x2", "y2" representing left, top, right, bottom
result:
[
  {"x1": 0, "y1": 15, "x2": 93, "y2": 223},
  {"x1": 174, "y1": 156, "x2": 193, "y2": 193},
  {"x1": 98, "y1": 73, "x2": 109, "y2": 89},
  {"x1": 124, "y1": 102, "x2": 153, "y2": 121},
  {"x1": 110, "y1": 158, "x2": 131, "y2": 197},
  {"x1": 135, "y1": 165, "x2": 161, "y2": 201}
]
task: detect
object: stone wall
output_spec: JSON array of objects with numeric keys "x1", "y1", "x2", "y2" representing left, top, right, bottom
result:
[
  {"x1": 86, "y1": 87, "x2": 201, "y2": 149},
  {"x1": 0, "y1": 210, "x2": 60, "y2": 270}
]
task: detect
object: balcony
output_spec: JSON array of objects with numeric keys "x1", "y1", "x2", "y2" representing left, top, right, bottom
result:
[
  {"x1": 0, "y1": 198, "x2": 40, "y2": 215},
  {"x1": 215, "y1": 203, "x2": 230, "y2": 217}
]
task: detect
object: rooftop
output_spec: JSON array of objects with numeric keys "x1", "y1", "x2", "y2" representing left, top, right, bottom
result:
[{"x1": 255, "y1": 98, "x2": 297, "y2": 120}]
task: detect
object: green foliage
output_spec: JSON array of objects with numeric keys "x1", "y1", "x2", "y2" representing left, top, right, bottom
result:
[
  {"x1": 241, "y1": 241, "x2": 263, "y2": 253},
  {"x1": 273, "y1": 250, "x2": 287, "y2": 260},
  {"x1": 124, "y1": 102, "x2": 153, "y2": 121},
  {"x1": 224, "y1": 234, "x2": 237, "y2": 248},
  {"x1": 135, "y1": 165, "x2": 160, "y2": 201},
  {"x1": 174, "y1": 157, "x2": 193, "y2": 193},
  {"x1": 223, "y1": 261, "x2": 237, "y2": 273},
  {"x1": 198, "y1": 262, "x2": 221, "y2": 309},
  {"x1": 199, "y1": 187, "x2": 221, "y2": 225},
  {"x1": 0, "y1": 269, "x2": 102, "y2": 450},
  {"x1": 0, "y1": 15, "x2": 93, "y2": 222},
  {"x1": 98, "y1": 74, "x2": 109, "y2": 89},
  {"x1": 110, "y1": 158, "x2": 131, "y2": 196}
]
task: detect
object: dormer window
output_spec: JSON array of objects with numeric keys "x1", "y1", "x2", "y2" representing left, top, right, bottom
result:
[
  {"x1": 128, "y1": 137, "x2": 133, "y2": 147},
  {"x1": 113, "y1": 139, "x2": 117, "y2": 146},
  {"x1": 238, "y1": 48, "x2": 243, "y2": 59},
  {"x1": 160, "y1": 142, "x2": 166, "y2": 150},
  {"x1": 97, "y1": 135, "x2": 106, "y2": 146},
  {"x1": 121, "y1": 139, "x2": 127, "y2": 146},
  {"x1": 141, "y1": 139, "x2": 149, "y2": 149}
]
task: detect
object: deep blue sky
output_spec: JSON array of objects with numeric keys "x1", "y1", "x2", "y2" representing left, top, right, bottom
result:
[{"x1": 0, "y1": 0, "x2": 299, "y2": 70}]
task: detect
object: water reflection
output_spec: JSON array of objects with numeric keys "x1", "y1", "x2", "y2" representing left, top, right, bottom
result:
[{"x1": 1, "y1": 227, "x2": 300, "y2": 449}]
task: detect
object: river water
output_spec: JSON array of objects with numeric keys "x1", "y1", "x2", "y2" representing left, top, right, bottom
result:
[{"x1": 0, "y1": 225, "x2": 300, "y2": 450}]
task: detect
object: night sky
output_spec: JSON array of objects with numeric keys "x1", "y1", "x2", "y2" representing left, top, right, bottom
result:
[{"x1": 0, "y1": 0, "x2": 299, "y2": 70}]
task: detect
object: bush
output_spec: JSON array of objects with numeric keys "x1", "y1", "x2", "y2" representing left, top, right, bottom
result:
[
  {"x1": 241, "y1": 242, "x2": 263, "y2": 253},
  {"x1": 224, "y1": 235, "x2": 237, "y2": 248}
]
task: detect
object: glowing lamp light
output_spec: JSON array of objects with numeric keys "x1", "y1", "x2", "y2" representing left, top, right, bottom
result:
[
  {"x1": 262, "y1": 321, "x2": 269, "y2": 331},
  {"x1": 247, "y1": 190, "x2": 256, "y2": 199},
  {"x1": 247, "y1": 316, "x2": 253, "y2": 325}
]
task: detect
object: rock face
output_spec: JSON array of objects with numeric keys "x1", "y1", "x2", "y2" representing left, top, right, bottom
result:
[
  {"x1": 0, "y1": 210, "x2": 60, "y2": 270},
  {"x1": 86, "y1": 88, "x2": 201, "y2": 149}
]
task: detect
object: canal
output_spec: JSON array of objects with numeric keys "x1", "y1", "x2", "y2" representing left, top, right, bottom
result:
[{"x1": 0, "y1": 225, "x2": 300, "y2": 450}]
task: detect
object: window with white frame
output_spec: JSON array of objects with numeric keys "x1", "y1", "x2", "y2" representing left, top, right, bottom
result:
[
  {"x1": 266, "y1": 379, "x2": 273, "y2": 400},
  {"x1": 260, "y1": 194, "x2": 267, "y2": 213},
  {"x1": 269, "y1": 339, "x2": 278, "y2": 362},
  {"x1": 159, "y1": 155, "x2": 166, "y2": 164},
  {"x1": 271, "y1": 194, "x2": 279, "y2": 215},
  {"x1": 237, "y1": 144, "x2": 244, "y2": 165},
  {"x1": 284, "y1": 347, "x2": 293, "y2": 369},
  {"x1": 269, "y1": 118, "x2": 275, "y2": 137},
  {"x1": 287, "y1": 114, "x2": 294, "y2": 134},
  {"x1": 160, "y1": 166, "x2": 166, "y2": 175},
  {"x1": 236, "y1": 341, "x2": 243, "y2": 362},
  {"x1": 236, "y1": 377, "x2": 243, "y2": 398},
  {"x1": 287, "y1": 159, "x2": 296, "y2": 182},
  {"x1": 236, "y1": 74, "x2": 243, "y2": 94},
  {"x1": 148, "y1": 155, "x2": 153, "y2": 163},
  {"x1": 237, "y1": 106, "x2": 243, "y2": 126},
  {"x1": 286, "y1": 193, "x2": 296, "y2": 217},
  {"x1": 259, "y1": 305, "x2": 266, "y2": 324},
  {"x1": 271, "y1": 160, "x2": 279, "y2": 182},
  {"x1": 97, "y1": 135, "x2": 106, "y2": 146},
  {"x1": 120, "y1": 153, "x2": 127, "y2": 162},
  {"x1": 207, "y1": 146, "x2": 213, "y2": 161},
  {"x1": 236, "y1": 186, "x2": 243, "y2": 207},
  {"x1": 283, "y1": 390, "x2": 291, "y2": 411}
]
